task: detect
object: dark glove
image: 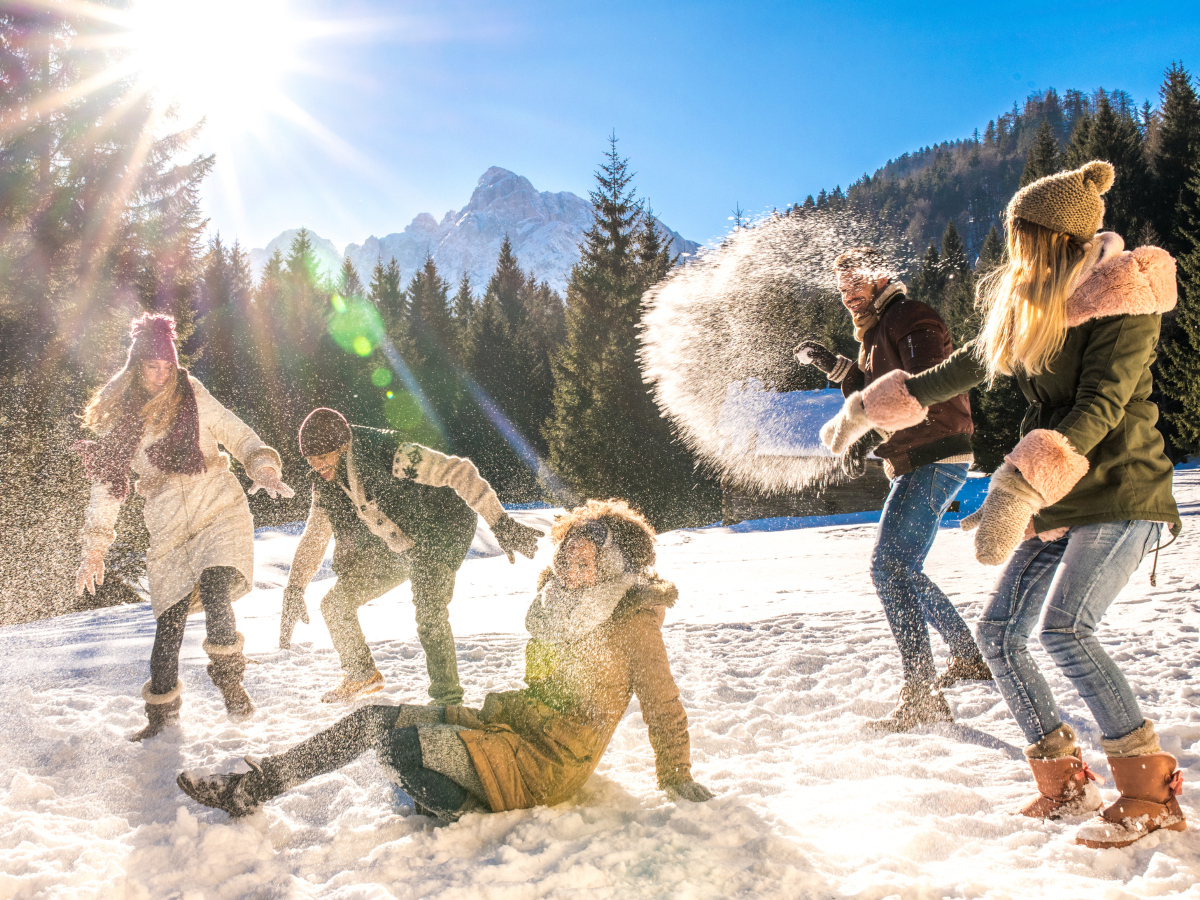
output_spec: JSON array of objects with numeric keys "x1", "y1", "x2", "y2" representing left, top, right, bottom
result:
[
  {"x1": 794, "y1": 340, "x2": 854, "y2": 382},
  {"x1": 492, "y1": 514, "x2": 544, "y2": 563},
  {"x1": 794, "y1": 340, "x2": 837, "y2": 371},
  {"x1": 279, "y1": 586, "x2": 310, "y2": 649},
  {"x1": 843, "y1": 429, "x2": 884, "y2": 479},
  {"x1": 664, "y1": 780, "x2": 715, "y2": 803}
]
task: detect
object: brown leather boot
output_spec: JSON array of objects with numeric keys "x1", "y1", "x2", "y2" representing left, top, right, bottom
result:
[
  {"x1": 1074, "y1": 753, "x2": 1187, "y2": 848},
  {"x1": 1021, "y1": 750, "x2": 1103, "y2": 818},
  {"x1": 933, "y1": 654, "x2": 994, "y2": 689},
  {"x1": 204, "y1": 634, "x2": 255, "y2": 720},
  {"x1": 131, "y1": 680, "x2": 182, "y2": 742}
]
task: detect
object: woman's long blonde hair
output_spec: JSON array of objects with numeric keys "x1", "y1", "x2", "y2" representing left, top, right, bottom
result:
[
  {"x1": 976, "y1": 217, "x2": 1089, "y2": 381},
  {"x1": 82, "y1": 363, "x2": 183, "y2": 436}
]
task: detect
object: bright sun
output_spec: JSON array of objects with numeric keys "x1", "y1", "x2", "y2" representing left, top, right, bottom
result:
[{"x1": 124, "y1": 0, "x2": 302, "y2": 133}]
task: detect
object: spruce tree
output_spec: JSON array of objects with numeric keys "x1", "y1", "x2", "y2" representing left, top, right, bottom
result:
[
  {"x1": 1150, "y1": 63, "x2": 1200, "y2": 256},
  {"x1": 939, "y1": 222, "x2": 977, "y2": 343},
  {"x1": 339, "y1": 256, "x2": 364, "y2": 299},
  {"x1": 450, "y1": 274, "x2": 475, "y2": 363},
  {"x1": 0, "y1": 3, "x2": 211, "y2": 620},
  {"x1": 1020, "y1": 120, "x2": 1063, "y2": 186},
  {"x1": 1066, "y1": 94, "x2": 1152, "y2": 239},
  {"x1": 545, "y1": 138, "x2": 718, "y2": 528},
  {"x1": 1157, "y1": 163, "x2": 1200, "y2": 455}
]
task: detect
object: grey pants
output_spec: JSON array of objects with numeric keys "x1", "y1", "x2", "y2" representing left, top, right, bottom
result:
[{"x1": 320, "y1": 552, "x2": 463, "y2": 705}]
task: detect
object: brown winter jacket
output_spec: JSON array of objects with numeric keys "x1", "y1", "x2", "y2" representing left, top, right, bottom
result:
[
  {"x1": 842, "y1": 285, "x2": 973, "y2": 475},
  {"x1": 444, "y1": 578, "x2": 693, "y2": 812}
]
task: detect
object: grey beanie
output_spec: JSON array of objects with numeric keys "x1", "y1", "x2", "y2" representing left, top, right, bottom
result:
[{"x1": 1007, "y1": 160, "x2": 1115, "y2": 240}]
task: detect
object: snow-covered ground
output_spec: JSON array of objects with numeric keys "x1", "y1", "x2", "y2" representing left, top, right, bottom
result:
[{"x1": 2, "y1": 468, "x2": 1199, "y2": 899}]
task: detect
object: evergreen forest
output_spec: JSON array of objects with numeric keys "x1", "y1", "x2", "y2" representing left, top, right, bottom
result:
[{"x1": 2, "y1": 2, "x2": 1200, "y2": 623}]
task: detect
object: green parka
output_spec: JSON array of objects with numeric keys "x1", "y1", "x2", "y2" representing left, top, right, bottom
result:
[{"x1": 903, "y1": 235, "x2": 1181, "y2": 537}]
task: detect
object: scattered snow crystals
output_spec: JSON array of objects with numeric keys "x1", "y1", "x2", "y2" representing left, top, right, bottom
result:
[
  {"x1": 2, "y1": 476, "x2": 1200, "y2": 897},
  {"x1": 641, "y1": 208, "x2": 913, "y2": 494}
]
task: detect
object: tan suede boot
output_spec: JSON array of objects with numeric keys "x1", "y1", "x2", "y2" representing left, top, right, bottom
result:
[
  {"x1": 1022, "y1": 751, "x2": 1103, "y2": 818},
  {"x1": 1020, "y1": 724, "x2": 1103, "y2": 818},
  {"x1": 1074, "y1": 753, "x2": 1186, "y2": 848}
]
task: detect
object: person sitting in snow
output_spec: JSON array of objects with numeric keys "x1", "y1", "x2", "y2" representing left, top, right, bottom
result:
[
  {"x1": 819, "y1": 161, "x2": 1186, "y2": 849},
  {"x1": 74, "y1": 314, "x2": 294, "y2": 741},
  {"x1": 794, "y1": 247, "x2": 991, "y2": 732},
  {"x1": 278, "y1": 407, "x2": 543, "y2": 705},
  {"x1": 178, "y1": 498, "x2": 713, "y2": 819}
]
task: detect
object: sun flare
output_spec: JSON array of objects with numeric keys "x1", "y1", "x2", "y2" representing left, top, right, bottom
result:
[{"x1": 124, "y1": 0, "x2": 302, "y2": 133}]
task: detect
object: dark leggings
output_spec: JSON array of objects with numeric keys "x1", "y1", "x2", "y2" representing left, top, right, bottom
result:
[
  {"x1": 257, "y1": 704, "x2": 477, "y2": 818},
  {"x1": 149, "y1": 566, "x2": 239, "y2": 695}
]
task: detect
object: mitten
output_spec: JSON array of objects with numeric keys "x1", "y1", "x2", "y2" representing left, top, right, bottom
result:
[
  {"x1": 279, "y1": 587, "x2": 310, "y2": 649},
  {"x1": 492, "y1": 514, "x2": 544, "y2": 563},
  {"x1": 820, "y1": 393, "x2": 872, "y2": 456},
  {"x1": 968, "y1": 462, "x2": 1046, "y2": 565}
]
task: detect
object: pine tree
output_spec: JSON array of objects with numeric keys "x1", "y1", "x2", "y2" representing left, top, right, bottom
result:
[
  {"x1": 909, "y1": 241, "x2": 944, "y2": 305},
  {"x1": 0, "y1": 4, "x2": 211, "y2": 621},
  {"x1": 1157, "y1": 163, "x2": 1200, "y2": 455},
  {"x1": 450, "y1": 273, "x2": 475, "y2": 362},
  {"x1": 1066, "y1": 94, "x2": 1152, "y2": 239},
  {"x1": 977, "y1": 225, "x2": 1005, "y2": 276},
  {"x1": 544, "y1": 137, "x2": 718, "y2": 528},
  {"x1": 1020, "y1": 120, "x2": 1063, "y2": 186},
  {"x1": 939, "y1": 222, "x2": 977, "y2": 343},
  {"x1": 339, "y1": 256, "x2": 364, "y2": 299},
  {"x1": 1150, "y1": 63, "x2": 1200, "y2": 256}
]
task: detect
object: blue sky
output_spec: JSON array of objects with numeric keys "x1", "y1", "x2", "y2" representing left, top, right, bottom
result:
[{"x1": 194, "y1": 0, "x2": 1200, "y2": 253}]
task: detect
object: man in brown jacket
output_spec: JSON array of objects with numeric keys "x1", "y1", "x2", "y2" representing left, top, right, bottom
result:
[{"x1": 795, "y1": 247, "x2": 990, "y2": 731}]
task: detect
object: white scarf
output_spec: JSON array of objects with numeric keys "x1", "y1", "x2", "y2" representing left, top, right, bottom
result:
[{"x1": 525, "y1": 571, "x2": 640, "y2": 644}]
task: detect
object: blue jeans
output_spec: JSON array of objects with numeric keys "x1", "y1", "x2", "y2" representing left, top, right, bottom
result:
[
  {"x1": 976, "y1": 520, "x2": 1162, "y2": 745},
  {"x1": 871, "y1": 462, "x2": 979, "y2": 684}
]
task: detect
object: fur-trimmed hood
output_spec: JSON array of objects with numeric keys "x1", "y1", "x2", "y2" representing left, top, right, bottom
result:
[
  {"x1": 535, "y1": 566, "x2": 677, "y2": 614},
  {"x1": 1066, "y1": 233, "x2": 1177, "y2": 327}
]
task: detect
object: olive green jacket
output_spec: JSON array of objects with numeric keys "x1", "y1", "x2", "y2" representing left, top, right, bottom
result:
[{"x1": 905, "y1": 236, "x2": 1181, "y2": 536}]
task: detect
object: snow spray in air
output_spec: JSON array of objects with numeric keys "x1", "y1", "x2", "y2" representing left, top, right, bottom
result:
[{"x1": 640, "y1": 207, "x2": 912, "y2": 496}]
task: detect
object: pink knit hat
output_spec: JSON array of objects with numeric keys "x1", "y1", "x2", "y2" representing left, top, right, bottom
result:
[{"x1": 126, "y1": 313, "x2": 179, "y2": 367}]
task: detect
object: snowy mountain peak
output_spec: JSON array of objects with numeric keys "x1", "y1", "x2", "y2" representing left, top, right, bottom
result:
[{"x1": 248, "y1": 168, "x2": 699, "y2": 295}]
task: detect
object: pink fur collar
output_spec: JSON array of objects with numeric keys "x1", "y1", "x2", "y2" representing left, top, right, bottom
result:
[{"x1": 1065, "y1": 238, "x2": 1177, "y2": 327}]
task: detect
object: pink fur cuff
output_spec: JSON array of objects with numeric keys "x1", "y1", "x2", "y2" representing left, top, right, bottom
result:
[
  {"x1": 1005, "y1": 429, "x2": 1089, "y2": 506},
  {"x1": 862, "y1": 370, "x2": 928, "y2": 432}
]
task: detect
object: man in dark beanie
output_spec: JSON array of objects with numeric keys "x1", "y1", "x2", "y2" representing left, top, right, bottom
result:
[
  {"x1": 281, "y1": 408, "x2": 543, "y2": 704},
  {"x1": 794, "y1": 248, "x2": 989, "y2": 732}
]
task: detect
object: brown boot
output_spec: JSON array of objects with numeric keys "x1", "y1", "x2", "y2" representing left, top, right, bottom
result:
[
  {"x1": 131, "y1": 680, "x2": 182, "y2": 742},
  {"x1": 1021, "y1": 750, "x2": 1103, "y2": 818},
  {"x1": 204, "y1": 634, "x2": 255, "y2": 720},
  {"x1": 866, "y1": 681, "x2": 953, "y2": 733},
  {"x1": 1074, "y1": 753, "x2": 1187, "y2": 848},
  {"x1": 933, "y1": 654, "x2": 994, "y2": 689}
]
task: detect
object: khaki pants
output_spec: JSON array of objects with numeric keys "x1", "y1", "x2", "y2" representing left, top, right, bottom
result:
[{"x1": 320, "y1": 550, "x2": 463, "y2": 705}]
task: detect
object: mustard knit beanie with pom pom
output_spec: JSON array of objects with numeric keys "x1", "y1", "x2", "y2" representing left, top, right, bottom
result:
[{"x1": 1007, "y1": 160, "x2": 1115, "y2": 240}]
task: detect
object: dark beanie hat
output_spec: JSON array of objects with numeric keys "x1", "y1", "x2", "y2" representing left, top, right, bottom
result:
[
  {"x1": 299, "y1": 408, "x2": 351, "y2": 457},
  {"x1": 126, "y1": 313, "x2": 179, "y2": 367}
]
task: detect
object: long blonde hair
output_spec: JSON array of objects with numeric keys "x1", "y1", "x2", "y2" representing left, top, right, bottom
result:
[
  {"x1": 82, "y1": 364, "x2": 183, "y2": 436},
  {"x1": 975, "y1": 217, "x2": 1089, "y2": 381}
]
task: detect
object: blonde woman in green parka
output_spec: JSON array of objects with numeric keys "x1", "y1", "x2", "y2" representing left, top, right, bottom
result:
[{"x1": 820, "y1": 160, "x2": 1185, "y2": 850}]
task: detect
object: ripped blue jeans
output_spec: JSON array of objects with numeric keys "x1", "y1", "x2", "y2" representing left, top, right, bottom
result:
[{"x1": 975, "y1": 520, "x2": 1162, "y2": 744}]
